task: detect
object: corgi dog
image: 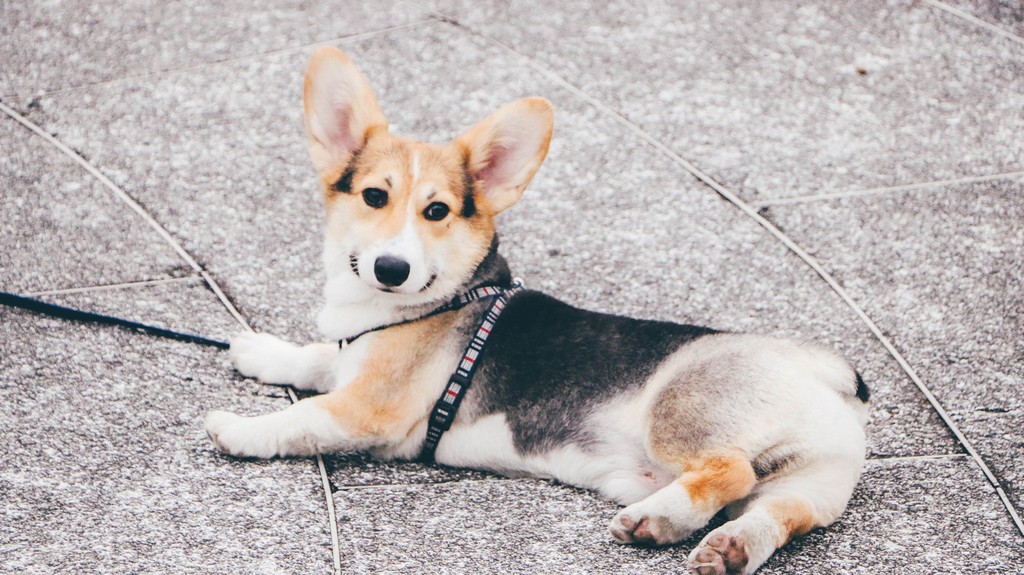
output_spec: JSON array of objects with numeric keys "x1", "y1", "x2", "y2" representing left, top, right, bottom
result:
[{"x1": 204, "y1": 46, "x2": 869, "y2": 575}]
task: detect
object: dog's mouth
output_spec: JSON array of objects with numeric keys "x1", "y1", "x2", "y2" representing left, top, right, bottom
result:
[
  {"x1": 349, "y1": 252, "x2": 437, "y2": 294},
  {"x1": 421, "y1": 273, "x2": 437, "y2": 292}
]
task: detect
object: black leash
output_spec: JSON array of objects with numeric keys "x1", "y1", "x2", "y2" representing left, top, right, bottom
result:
[{"x1": 0, "y1": 291, "x2": 229, "y2": 349}]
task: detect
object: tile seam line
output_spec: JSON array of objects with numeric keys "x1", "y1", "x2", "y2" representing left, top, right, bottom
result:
[
  {"x1": 0, "y1": 101, "x2": 203, "y2": 274},
  {"x1": 446, "y1": 23, "x2": 1024, "y2": 537},
  {"x1": 0, "y1": 18, "x2": 437, "y2": 102},
  {"x1": 24, "y1": 275, "x2": 201, "y2": 297},
  {"x1": 0, "y1": 102, "x2": 344, "y2": 573},
  {"x1": 754, "y1": 171, "x2": 1024, "y2": 207},
  {"x1": 923, "y1": 0, "x2": 1024, "y2": 46}
]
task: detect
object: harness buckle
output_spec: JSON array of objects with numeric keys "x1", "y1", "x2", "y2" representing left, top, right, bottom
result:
[{"x1": 430, "y1": 400, "x2": 458, "y2": 431}]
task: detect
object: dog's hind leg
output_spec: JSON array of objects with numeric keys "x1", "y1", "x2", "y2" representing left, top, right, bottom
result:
[
  {"x1": 229, "y1": 332, "x2": 339, "y2": 392},
  {"x1": 609, "y1": 450, "x2": 757, "y2": 546},
  {"x1": 686, "y1": 457, "x2": 861, "y2": 575}
]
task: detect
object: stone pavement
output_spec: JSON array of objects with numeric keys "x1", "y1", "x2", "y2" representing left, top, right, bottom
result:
[{"x1": 1, "y1": 1, "x2": 1021, "y2": 573}]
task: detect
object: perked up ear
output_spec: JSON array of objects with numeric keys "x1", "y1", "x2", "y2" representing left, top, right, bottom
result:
[
  {"x1": 303, "y1": 46, "x2": 387, "y2": 174},
  {"x1": 456, "y1": 97, "x2": 554, "y2": 214}
]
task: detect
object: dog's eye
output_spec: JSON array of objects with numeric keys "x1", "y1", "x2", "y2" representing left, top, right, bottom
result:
[
  {"x1": 424, "y1": 202, "x2": 450, "y2": 221},
  {"x1": 362, "y1": 188, "x2": 388, "y2": 209}
]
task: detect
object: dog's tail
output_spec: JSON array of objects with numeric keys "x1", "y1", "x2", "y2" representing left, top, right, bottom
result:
[{"x1": 854, "y1": 371, "x2": 871, "y2": 403}]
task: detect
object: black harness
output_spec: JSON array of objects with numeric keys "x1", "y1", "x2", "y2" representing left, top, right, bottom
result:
[
  {"x1": 420, "y1": 282, "x2": 521, "y2": 461},
  {"x1": 339, "y1": 281, "x2": 523, "y2": 462}
]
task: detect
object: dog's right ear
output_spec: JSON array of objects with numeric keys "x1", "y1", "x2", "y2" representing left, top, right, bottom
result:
[{"x1": 303, "y1": 47, "x2": 387, "y2": 175}]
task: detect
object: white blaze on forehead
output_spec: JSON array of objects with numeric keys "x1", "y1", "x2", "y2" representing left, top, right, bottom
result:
[
  {"x1": 377, "y1": 190, "x2": 427, "y2": 287},
  {"x1": 411, "y1": 150, "x2": 420, "y2": 183}
]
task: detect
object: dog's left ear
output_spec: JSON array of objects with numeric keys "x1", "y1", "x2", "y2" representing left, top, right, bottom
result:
[
  {"x1": 456, "y1": 97, "x2": 554, "y2": 214},
  {"x1": 303, "y1": 46, "x2": 387, "y2": 175}
]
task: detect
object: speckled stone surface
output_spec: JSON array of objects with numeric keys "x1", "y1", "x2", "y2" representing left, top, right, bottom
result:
[
  {"x1": 327, "y1": 452, "x2": 500, "y2": 488},
  {"x1": 422, "y1": 0, "x2": 1024, "y2": 202},
  {"x1": 765, "y1": 178, "x2": 1024, "y2": 514},
  {"x1": 8, "y1": 21, "x2": 958, "y2": 460},
  {"x1": 333, "y1": 457, "x2": 1021, "y2": 575},
  {"x1": 3, "y1": 0, "x2": 1023, "y2": 572},
  {"x1": 0, "y1": 116, "x2": 189, "y2": 292},
  {"x1": 0, "y1": 1, "x2": 431, "y2": 99},
  {"x1": 0, "y1": 307, "x2": 331, "y2": 574}
]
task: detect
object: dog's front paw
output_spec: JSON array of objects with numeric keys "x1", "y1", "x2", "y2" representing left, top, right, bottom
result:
[
  {"x1": 205, "y1": 410, "x2": 277, "y2": 459},
  {"x1": 229, "y1": 331, "x2": 298, "y2": 383}
]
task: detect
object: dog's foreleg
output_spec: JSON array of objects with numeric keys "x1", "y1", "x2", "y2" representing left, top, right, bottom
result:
[
  {"x1": 205, "y1": 398, "x2": 349, "y2": 458},
  {"x1": 206, "y1": 370, "x2": 416, "y2": 458},
  {"x1": 229, "y1": 332, "x2": 338, "y2": 392}
]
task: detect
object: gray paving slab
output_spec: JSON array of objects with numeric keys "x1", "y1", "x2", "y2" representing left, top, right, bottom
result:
[
  {"x1": 765, "y1": 178, "x2": 1024, "y2": 515},
  {"x1": 0, "y1": 0, "x2": 431, "y2": 99},
  {"x1": 36, "y1": 275, "x2": 242, "y2": 345},
  {"x1": 4, "y1": 2, "x2": 1021, "y2": 573},
  {"x1": 421, "y1": 0, "x2": 1024, "y2": 202},
  {"x1": 937, "y1": 0, "x2": 1024, "y2": 39},
  {"x1": 326, "y1": 452, "x2": 499, "y2": 488},
  {"x1": 0, "y1": 115, "x2": 188, "y2": 293},
  {"x1": 333, "y1": 456, "x2": 1021, "y2": 574},
  {"x1": 9, "y1": 20, "x2": 959, "y2": 466},
  {"x1": 7, "y1": 46, "x2": 324, "y2": 342},
  {"x1": 0, "y1": 305, "x2": 331, "y2": 574}
]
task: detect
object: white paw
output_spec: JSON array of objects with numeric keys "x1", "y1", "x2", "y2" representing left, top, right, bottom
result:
[
  {"x1": 687, "y1": 531, "x2": 749, "y2": 575},
  {"x1": 609, "y1": 483, "x2": 701, "y2": 546},
  {"x1": 229, "y1": 331, "x2": 298, "y2": 383},
  {"x1": 204, "y1": 410, "x2": 278, "y2": 458},
  {"x1": 609, "y1": 507, "x2": 690, "y2": 546}
]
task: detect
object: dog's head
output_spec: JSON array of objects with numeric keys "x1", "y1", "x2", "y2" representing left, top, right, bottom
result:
[{"x1": 303, "y1": 46, "x2": 553, "y2": 309}]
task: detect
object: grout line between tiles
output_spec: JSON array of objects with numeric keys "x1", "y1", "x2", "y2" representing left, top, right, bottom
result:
[
  {"x1": 444, "y1": 21, "x2": 1024, "y2": 538},
  {"x1": 755, "y1": 171, "x2": 1024, "y2": 207},
  {"x1": 334, "y1": 475, "x2": 512, "y2": 491},
  {"x1": 923, "y1": 0, "x2": 1024, "y2": 46},
  {"x1": 866, "y1": 453, "x2": 968, "y2": 464},
  {"x1": 0, "y1": 102, "x2": 345, "y2": 574},
  {"x1": 0, "y1": 101, "x2": 203, "y2": 272},
  {"x1": 24, "y1": 275, "x2": 201, "y2": 297},
  {"x1": 0, "y1": 19, "x2": 437, "y2": 103}
]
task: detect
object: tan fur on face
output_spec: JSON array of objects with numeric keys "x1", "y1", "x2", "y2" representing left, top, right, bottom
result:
[
  {"x1": 303, "y1": 47, "x2": 553, "y2": 298},
  {"x1": 676, "y1": 451, "x2": 757, "y2": 514},
  {"x1": 321, "y1": 131, "x2": 496, "y2": 295}
]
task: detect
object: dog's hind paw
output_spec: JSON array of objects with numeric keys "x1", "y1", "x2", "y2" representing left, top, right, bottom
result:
[
  {"x1": 687, "y1": 533, "x2": 749, "y2": 575},
  {"x1": 229, "y1": 331, "x2": 299, "y2": 383},
  {"x1": 609, "y1": 508, "x2": 690, "y2": 547}
]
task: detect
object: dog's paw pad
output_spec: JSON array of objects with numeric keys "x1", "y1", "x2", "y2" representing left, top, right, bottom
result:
[
  {"x1": 609, "y1": 511, "x2": 674, "y2": 547},
  {"x1": 687, "y1": 533, "x2": 748, "y2": 575}
]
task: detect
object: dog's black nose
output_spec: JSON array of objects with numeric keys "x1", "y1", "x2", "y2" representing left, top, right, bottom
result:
[{"x1": 374, "y1": 255, "x2": 410, "y2": 287}]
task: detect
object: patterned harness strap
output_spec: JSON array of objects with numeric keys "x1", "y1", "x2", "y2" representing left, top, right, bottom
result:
[
  {"x1": 340, "y1": 282, "x2": 519, "y2": 347},
  {"x1": 420, "y1": 281, "x2": 523, "y2": 462}
]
